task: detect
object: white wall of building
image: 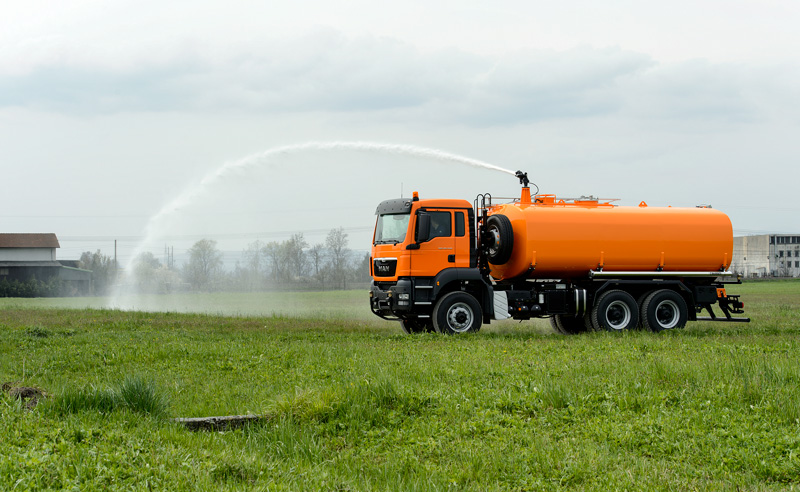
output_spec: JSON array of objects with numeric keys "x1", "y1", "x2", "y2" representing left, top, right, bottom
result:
[
  {"x1": 0, "y1": 247, "x2": 57, "y2": 261},
  {"x1": 733, "y1": 234, "x2": 800, "y2": 277}
]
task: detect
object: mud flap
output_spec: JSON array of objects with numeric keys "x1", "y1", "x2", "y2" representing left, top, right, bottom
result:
[{"x1": 493, "y1": 291, "x2": 510, "y2": 320}]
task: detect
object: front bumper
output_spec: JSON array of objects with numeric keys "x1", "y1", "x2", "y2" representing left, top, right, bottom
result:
[{"x1": 369, "y1": 279, "x2": 413, "y2": 319}]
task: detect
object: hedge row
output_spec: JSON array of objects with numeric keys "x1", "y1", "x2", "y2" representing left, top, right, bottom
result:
[{"x1": 0, "y1": 278, "x2": 62, "y2": 298}]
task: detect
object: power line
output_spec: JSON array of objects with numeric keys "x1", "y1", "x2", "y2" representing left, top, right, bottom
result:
[{"x1": 58, "y1": 226, "x2": 374, "y2": 242}]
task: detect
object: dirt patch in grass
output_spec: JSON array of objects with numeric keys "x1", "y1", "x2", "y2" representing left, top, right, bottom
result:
[{"x1": 2, "y1": 382, "x2": 47, "y2": 409}]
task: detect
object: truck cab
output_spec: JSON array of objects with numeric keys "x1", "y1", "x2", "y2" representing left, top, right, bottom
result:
[{"x1": 370, "y1": 192, "x2": 491, "y2": 334}]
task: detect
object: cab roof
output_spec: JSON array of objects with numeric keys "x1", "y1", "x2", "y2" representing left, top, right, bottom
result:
[
  {"x1": 375, "y1": 197, "x2": 472, "y2": 215},
  {"x1": 416, "y1": 198, "x2": 473, "y2": 209},
  {"x1": 375, "y1": 198, "x2": 413, "y2": 215}
]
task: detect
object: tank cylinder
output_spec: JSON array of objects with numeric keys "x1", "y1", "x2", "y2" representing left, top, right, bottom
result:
[{"x1": 487, "y1": 202, "x2": 733, "y2": 281}]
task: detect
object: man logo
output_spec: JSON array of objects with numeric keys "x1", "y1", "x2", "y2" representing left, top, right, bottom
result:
[{"x1": 375, "y1": 259, "x2": 396, "y2": 277}]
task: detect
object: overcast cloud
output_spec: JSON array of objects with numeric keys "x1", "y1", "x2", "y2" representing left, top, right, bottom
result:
[
  {"x1": 1, "y1": 0, "x2": 799, "y2": 262},
  {"x1": 0, "y1": 36, "x2": 787, "y2": 127}
]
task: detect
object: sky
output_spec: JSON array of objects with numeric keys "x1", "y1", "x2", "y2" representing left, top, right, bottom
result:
[{"x1": 2, "y1": 0, "x2": 799, "y2": 266}]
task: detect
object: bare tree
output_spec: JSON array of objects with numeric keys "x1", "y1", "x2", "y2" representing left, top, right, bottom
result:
[
  {"x1": 326, "y1": 227, "x2": 350, "y2": 289},
  {"x1": 308, "y1": 244, "x2": 325, "y2": 276},
  {"x1": 132, "y1": 251, "x2": 162, "y2": 292},
  {"x1": 261, "y1": 234, "x2": 308, "y2": 285},
  {"x1": 237, "y1": 240, "x2": 266, "y2": 290},
  {"x1": 308, "y1": 243, "x2": 326, "y2": 288},
  {"x1": 354, "y1": 252, "x2": 371, "y2": 284},
  {"x1": 79, "y1": 250, "x2": 115, "y2": 295},
  {"x1": 184, "y1": 239, "x2": 223, "y2": 291},
  {"x1": 262, "y1": 241, "x2": 284, "y2": 282},
  {"x1": 285, "y1": 233, "x2": 308, "y2": 279}
]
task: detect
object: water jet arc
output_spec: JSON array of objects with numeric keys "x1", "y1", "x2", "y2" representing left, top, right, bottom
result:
[{"x1": 109, "y1": 141, "x2": 514, "y2": 309}]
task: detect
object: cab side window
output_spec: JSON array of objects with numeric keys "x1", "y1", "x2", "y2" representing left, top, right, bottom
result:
[
  {"x1": 455, "y1": 211, "x2": 465, "y2": 237},
  {"x1": 428, "y1": 211, "x2": 451, "y2": 239}
]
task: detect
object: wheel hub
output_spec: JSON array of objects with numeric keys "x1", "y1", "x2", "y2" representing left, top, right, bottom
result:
[
  {"x1": 447, "y1": 303, "x2": 473, "y2": 332},
  {"x1": 655, "y1": 300, "x2": 679, "y2": 329},
  {"x1": 487, "y1": 228, "x2": 501, "y2": 255},
  {"x1": 606, "y1": 300, "x2": 631, "y2": 330}
]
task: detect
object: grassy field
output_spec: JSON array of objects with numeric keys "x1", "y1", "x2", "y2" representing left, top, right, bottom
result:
[
  {"x1": 1, "y1": 290, "x2": 377, "y2": 320},
  {"x1": 1, "y1": 281, "x2": 799, "y2": 490}
]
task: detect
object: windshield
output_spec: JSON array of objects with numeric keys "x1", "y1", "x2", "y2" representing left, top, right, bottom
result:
[{"x1": 374, "y1": 213, "x2": 410, "y2": 244}]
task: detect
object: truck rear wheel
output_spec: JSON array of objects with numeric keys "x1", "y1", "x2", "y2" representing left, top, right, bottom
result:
[
  {"x1": 433, "y1": 291, "x2": 482, "y2": 334},
  {"x1": 641, "y1": 289, "x2": 688, "y2": 332},
  {"x1": 636, "y1": 291, "x2": 653, "y2": 329},
  {"x1": 591, "y1": 289, "x2": 639, "y2": 331},
  {"x1": 399, "y1": 318, "x2": 434, "y2": 334}
]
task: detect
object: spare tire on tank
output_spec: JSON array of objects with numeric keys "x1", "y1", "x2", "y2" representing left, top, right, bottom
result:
[{"x1": 486, "y1": 215, "x2": 514, "y2": 265}]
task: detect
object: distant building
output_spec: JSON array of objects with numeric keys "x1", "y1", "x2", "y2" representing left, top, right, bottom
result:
[
  {"x1": 732, "y1": 234, "x2": 800, "y2": 278},
  {"x1": 0, "y1": 233, "x2": 92, "y2": 295}
]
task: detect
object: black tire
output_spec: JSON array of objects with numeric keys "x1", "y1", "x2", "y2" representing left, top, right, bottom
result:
[
  {"x1": 549, "y1": 316, "x2": 567, "y2": 335},
  {"x1": 636, "y1": 291, "x2": 654, "y2": 329},
  {"x1": 591, "y1": 289, "x2": 639, "y2": 332},
  {"x1": 584, "y1": 310, "x2": 600, "y2": 331},
  {"x1": 553, "y1": 314, "x2": 588, "y2": 335},
  {"x1": 486, "y1": 215, "x2": 514, "y2": 265},
  {"x1": 433, "y1": 291, "x2": 483, "y2": 334},
  {"x1": 641, "y1": 289, "x2": 688, "y2": 332},
  {"x1": 399, "y1": 317, "x2": 434, "y2": 334}
]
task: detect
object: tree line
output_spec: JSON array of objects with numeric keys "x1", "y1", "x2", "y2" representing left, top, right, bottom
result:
[{"x1": 82, "y1": 227, "x2": 370, "y2": 294}]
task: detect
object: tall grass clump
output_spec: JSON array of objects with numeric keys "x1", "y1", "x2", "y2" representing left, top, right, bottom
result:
[
  {"x1": 25, "y1": 325, "x2": 51, "y2": 338},
  {"x1": 47, "y1": 385, "x2": 118, "y2": 415},
  {"x1": 117, "y1": 375, "x2": 169, "y2": 417},
  {"x1": 44, "y1": 376, "x2": 168, "y2": 418}
]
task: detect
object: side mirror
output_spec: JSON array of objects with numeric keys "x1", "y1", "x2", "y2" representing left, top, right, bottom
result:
[{"x1": 415, "y1": 213, "x2": 430, "y2": 243}]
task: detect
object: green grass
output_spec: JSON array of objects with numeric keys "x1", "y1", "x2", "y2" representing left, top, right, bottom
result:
[
  {"x1": 1, "y1": 282, "x2": 799, "y2": 490},
  {"x1": 1, "y1": 290, "x2": 376, "y2": 319},
  {"x1": 43, "y1": 376, "x2": 169, "y2": 417}
]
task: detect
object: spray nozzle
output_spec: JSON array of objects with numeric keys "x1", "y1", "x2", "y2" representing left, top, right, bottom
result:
[{"x1": 515, "y1": 170, "x2": 529, "y2": 187}]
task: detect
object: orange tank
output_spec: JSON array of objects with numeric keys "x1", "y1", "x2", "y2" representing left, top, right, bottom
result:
[{"x1": 486, "y1": 192, "x2": 733, "y2": 281}]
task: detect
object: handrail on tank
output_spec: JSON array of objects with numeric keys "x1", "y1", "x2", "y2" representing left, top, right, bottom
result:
[
  {"x1": 474, "y1": 193, "x2": 493, "y2": 276},
  {"x1": 588, "y1": 270, "x2": 737, "y2": 279}
]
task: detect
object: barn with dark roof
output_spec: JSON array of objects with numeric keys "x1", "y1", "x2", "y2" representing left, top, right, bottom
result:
[{"x1": 0, "y1": 233, "x2": 92, "y2": 295}]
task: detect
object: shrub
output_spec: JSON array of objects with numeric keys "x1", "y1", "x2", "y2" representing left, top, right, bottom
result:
[{"x1": 0, "y1": 278, "x2": 62, "y2": 298}]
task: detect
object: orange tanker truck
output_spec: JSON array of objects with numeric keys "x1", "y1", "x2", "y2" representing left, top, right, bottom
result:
[{"x1": 370, "y1": 171, "x2": 748, "y2": 334}]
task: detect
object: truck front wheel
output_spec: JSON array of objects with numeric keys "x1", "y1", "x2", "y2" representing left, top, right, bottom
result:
[
  {"x1": 399, "y1": 318, "x2": 434, "y2": 334},
  {"x1": 433, "y1": 292, "x2": 483, "y2": 334},
  {"x1": 551, "y1": 314, "x2": 588, "y2": 335},
  {"x1": 591, "y1": 289, "x2": 639, "y2": 331}
]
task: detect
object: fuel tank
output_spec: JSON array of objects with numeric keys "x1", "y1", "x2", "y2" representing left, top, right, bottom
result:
[{"x1": 486, "y1": 193, "x2": 733, "y2": 281}]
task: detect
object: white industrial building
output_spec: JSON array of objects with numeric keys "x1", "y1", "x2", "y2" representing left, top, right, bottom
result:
[{"x1": 731, "y1": 234, "x2": 800, "y2": 278}]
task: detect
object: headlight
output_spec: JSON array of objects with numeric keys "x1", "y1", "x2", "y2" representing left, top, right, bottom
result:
[{"x1": 398, "y1": 293, "x2": 410, "y2": 300}]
